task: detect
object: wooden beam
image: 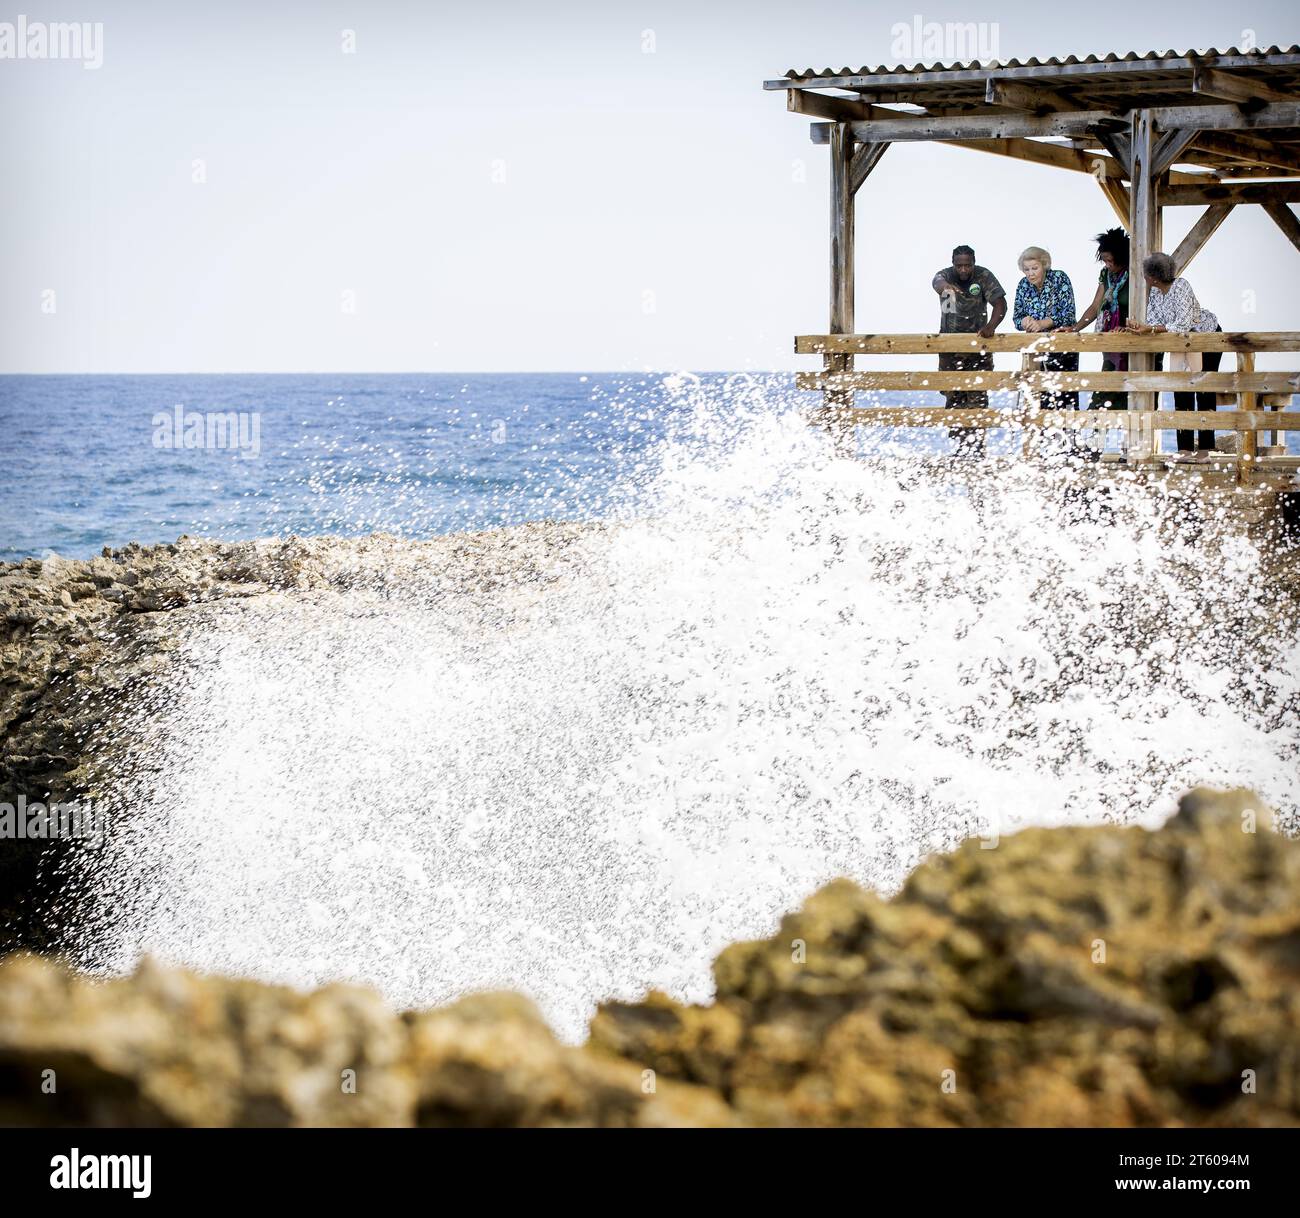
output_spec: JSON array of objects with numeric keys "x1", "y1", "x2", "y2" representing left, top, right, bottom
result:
[
  {"x1": 1095, "y1": 130, "x2": 1132, "y2": 175},
  {"x1": 1192, "y1": 130, "x2": 1300, "y2": 174},
  {"x1": 847, "y1": 110, "x2": 1125, "y2": 142},
  {"x1": 842, "y1": 102, "x2": 1300, "y2": 144},
  {"x1": 1192, "y1": 65, "x2": 1300, "y2": 108},
  {"x1": 795, "y1": 371, "x2": 1300, "y2": 393},
  {"x1": 811, "y1": 121, "x2": 1203, "y2": 183},
  {"x1": 1144, "y1": 101, "x2": 1300, "y2": 132},
  {"x1": 985, "y1": 79, "x2": 1078, "y2": 114},
  {"x1": 818, "y1": 407, "x2": 1300, "y2": 430},
  {"x1": 1262, "y1": 200, "x2": 1300, "y2": 255},
  {"x1": 1171, "y1": 203, "x2": 1236, "y2": 275},
  {"x1": 945, "y1": 136, "x2": 1126, "y2": 178},
  {"x1": 789, "y1": 89, "x2": 874, "y2": 123},
  {"x1": 1162, "y1": 180, "x2": 1300, "y2": 205},
  {"x1": 795, "y1": 332, "x2": 1300, "y2": 354},
  {"x1": 1152, "y1": 128, "x2": 1202, "y2": 176},
  {"x1": 1098, "y1": 177, "x2": 1132, "y2": 227},
  {"x1": 848, "y1": 141, "x2": 889, "y2": 194}
]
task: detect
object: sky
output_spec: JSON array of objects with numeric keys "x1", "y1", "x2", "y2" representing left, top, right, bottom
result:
[{"x1": 0, "y1": 0, "x2": 1296, "y2": 373}]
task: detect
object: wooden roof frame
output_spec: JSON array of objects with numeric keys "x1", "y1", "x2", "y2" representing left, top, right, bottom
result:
[{"x1": 766, "y1": 49, "x2": 1300, "y2": 437}]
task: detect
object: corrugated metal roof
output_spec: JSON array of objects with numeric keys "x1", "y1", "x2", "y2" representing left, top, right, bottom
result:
[{"x1": 782, "y1": 47, "x2": 1300, "y2": 80}]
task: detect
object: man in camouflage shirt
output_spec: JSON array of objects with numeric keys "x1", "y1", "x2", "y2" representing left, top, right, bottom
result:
[{"x1": 932, "y1": 245, "x2": 1006, "y2": 455}]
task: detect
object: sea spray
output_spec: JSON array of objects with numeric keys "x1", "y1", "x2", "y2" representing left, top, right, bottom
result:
[{"x1": 65, "y1": 377, "x2": 1300, "y2": 1040}]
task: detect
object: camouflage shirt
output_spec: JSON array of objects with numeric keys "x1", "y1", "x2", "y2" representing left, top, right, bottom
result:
[{"x1": 933, "y1": 265, "x2": 1006, "y2": 333}]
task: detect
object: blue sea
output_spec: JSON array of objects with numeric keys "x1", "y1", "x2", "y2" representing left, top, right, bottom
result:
[
  {"x1": 0, "y1": 373, "x2": 717, "y2": 562},
  {"x1": 3, "y1": 374, "x2": 1291, "y2": 562}
]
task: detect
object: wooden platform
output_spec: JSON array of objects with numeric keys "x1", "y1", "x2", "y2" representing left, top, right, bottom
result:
[{"x1": 798, "y1": 332, "x2": 1300, "y2": 489}]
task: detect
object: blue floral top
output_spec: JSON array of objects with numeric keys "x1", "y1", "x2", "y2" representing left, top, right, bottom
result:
[{"x1": 1013, "y1": 268, "x2": 1077, "y2": 330}]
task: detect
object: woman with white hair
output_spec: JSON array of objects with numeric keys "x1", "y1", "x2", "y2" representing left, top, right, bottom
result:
[
  {"x1": 1013, "y1": 246, "x2": 1080, "y2": 417},
  {"x1": 1125, "y1": 252, "x2": 1222, "y2": 458}
]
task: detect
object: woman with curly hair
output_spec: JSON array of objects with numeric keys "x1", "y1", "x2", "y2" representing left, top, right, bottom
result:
[{"x1": 1070, "y1": 227, "x2": 1130, "y2": 412}]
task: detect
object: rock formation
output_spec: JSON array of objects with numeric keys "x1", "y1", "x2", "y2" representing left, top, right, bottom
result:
[
  {"x1": 3, "y1": 535, "x2": 1297, "y2": 1126},
  {"x1": 1, "y1": 787, "x2": 1295, "y2": 1127}
]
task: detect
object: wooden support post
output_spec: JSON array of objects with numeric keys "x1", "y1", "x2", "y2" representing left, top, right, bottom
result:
[
  {"x1": 1128, "y1": 110, "x2": 1160, "y2": 460},
  {"x1": 824, "y1": 122, "x2": 856, "y2": 451},
  {"x1": 1238, "y1": 351, "x2": 1257, "y2": 483},
  {"x1": 829, "y1": 123, "x2": 854, "y2": 335},
  {"x1": 1020, "y1": 350, "x2": 1038, "y2": 458},
  {"x1": 1261, "y1": 393, "x2": 1290, "y2": 455}
]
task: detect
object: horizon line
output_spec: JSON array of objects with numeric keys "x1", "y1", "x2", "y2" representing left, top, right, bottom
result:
[{"x1": 0, "y1": 369, "x2": 797, "y2": 378}]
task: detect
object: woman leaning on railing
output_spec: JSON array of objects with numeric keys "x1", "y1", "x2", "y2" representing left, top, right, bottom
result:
[
  {"x1": 1069, "y1": 227, "x2": 1130, "y2": 413},
  {"x1": 1124, "y1": 252, "x2": 1223, "y2": 461}
]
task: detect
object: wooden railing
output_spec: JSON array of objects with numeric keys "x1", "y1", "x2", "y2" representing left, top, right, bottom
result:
[{"x1": 795, "y1": 332, "x2": 1300, "y2": 480}]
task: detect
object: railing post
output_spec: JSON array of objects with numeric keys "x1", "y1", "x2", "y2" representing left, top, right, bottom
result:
[
  {"x1": 1238, "y1": 351, "x2": 1257, "y2": 484},
  {"x1": 1128, "y1": 111, "x2": 1160, "y2": 463},
  {"x1": 1020, "y1": 350, "x2": 1038, "y2": 458}
]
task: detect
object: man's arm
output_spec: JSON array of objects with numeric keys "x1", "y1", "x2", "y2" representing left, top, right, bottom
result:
[
  {"x1": 932, "y1": 271, "x2": 956, "y2": 297},
  {"x1": 979, "y1": 295, "x2": 1007, "y2": 338}
]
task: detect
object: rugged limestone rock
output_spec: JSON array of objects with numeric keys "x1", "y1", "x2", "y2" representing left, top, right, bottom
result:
[
  {"x1": 590, "y1": 787, "x2": 1300, "y2": 1127},
  {"x1": 3, "y1": 533, "x2": 1298, "y2": 1126},
  {"x1": 0, "y1": 957, "x2": 730, "y2": 1128},
  {"x1": 0, "y1": 788, "x2": 1295, "y2": 1127},
  {"x1": 1, "y1": 529, "x2": 600, "y2": 804}
]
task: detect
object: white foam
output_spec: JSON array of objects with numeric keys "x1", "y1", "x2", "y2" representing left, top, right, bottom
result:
[{"x1": 71, "y1": 379, "x2": 1300, "y2": 1040}]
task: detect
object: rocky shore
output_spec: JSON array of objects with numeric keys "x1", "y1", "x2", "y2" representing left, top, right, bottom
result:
[
  {"x1": 2, "y1": 531, "x2": 1298, "y2": 1126},
  {"x1": 0, "y1": 786, "x2": 1296, "y2": 1127}
]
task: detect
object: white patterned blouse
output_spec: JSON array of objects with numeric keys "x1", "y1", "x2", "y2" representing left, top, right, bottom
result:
[{"x1": 1146, "y1": 277, "x2": 1219, "y2": 333}]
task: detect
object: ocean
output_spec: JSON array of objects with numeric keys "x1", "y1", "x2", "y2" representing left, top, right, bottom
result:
[
  {"x1": 0, "y1": 373, "x2": 700, "y2": 562},
  {"x1": 8, "y1": 372, "x2": 1284, "y2": 563}
]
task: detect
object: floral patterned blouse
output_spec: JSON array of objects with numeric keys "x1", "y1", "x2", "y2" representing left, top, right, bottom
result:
[
  {"x1": 1146, "y1": 277, "x2": 1219, "y2": 333},
  {"x1": 1013, "y1": 268, "x2": 1077, "y2": 330}
]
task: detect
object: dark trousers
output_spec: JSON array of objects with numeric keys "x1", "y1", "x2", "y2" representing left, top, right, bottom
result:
[
  {"x1": 1175, "y1": 348, "x2": 1221, "y2": 452},
  {"x1": 940, "y1": 350, "x2": 992, "y2": 453},
  {"x1": 1156, "y1": 335, "x2": 1221, "y2": 451}
]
